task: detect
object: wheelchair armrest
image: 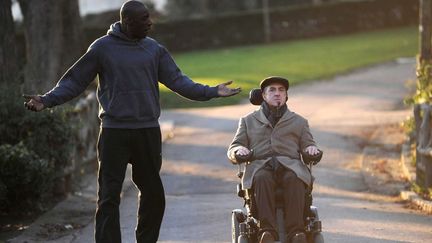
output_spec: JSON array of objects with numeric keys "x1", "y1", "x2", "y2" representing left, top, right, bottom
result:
[{"x1": 301, "y1": 149, "x2": 323, "y2": 165}]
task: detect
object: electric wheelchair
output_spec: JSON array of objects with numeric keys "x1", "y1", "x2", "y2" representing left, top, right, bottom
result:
[{"x1": 230, "y1": 89, "x2": 324, "y2": 243}]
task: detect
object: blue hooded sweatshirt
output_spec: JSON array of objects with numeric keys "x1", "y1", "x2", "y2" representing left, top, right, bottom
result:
[{"x1": 41, "y1": 22, "x2": 219, "y2": 128}]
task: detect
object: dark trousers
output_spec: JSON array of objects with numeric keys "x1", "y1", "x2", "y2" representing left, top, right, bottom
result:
[
  {"x1": 95, "y1": 128, "x2": 165, "y2": 243},
  {"x1": 253, "y1": 165, "x2": 306, "y2": 241}
]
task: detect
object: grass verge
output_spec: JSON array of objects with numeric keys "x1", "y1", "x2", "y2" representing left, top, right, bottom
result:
[{"x1": 160, "y1": 25, "x2": 417, "y2": 108}]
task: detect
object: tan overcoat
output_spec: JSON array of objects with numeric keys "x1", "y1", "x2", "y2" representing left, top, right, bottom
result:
[{"x1": 227, "y1": 106, "x2": 316, "y2": 189}]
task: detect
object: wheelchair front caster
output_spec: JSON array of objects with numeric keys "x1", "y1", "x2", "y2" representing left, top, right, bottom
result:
[
  {"x1": 238, "y1": 234, "x2": 249, "y2": 243},
  {"x1": 232, "y1": 209, "x2": 246, "y2": 243},
  {"x1": 308, "y1": 232, "x2": 324, "y2": 243}
]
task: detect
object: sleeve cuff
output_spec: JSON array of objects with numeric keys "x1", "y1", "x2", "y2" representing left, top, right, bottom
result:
[
  {"x1": 40, "y1": 95, "x2": 53, "y2": 108},
  {"x1": 209, "y1": 86, "x2": 219, "y2": 98}
]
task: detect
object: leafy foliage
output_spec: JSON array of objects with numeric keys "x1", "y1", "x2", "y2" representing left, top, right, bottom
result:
[
  {"x1": 0, "y1": 84, "x2": 72, "y2": 169},
  {"x1": 0, "y1": 84, "x2": 73, "y2": 212},
  {"x1": 401, "y1": 116, "x2": 415, "y2": 141},
  {"x1": 404, "y1": 59, "x2": 432, "y2": 192},
  {"x1": 406, "y1": 59, "x2": 432, "y2": 105},
  {"x1": 415, "y1": 60, "x2": 432, "y2": 104},
  {"x1": 0, "y1": 143, "x2": 53, "y2": 212},
  {"x1": 411, "y1": 182, "x2": 432, "y2": 201}
]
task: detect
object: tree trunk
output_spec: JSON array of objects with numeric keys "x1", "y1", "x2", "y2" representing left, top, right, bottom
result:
[
  {"x1": 262, "y1": 0, "x2": 271, "y2": 43},
  {"x1": 18, "y1": 0, "x2": 83, "y2": 93},
  {"x1": 60, "y1": 0, "x2": 83, "y2": 70},
  {"x1": 419, "y1": 0, "x2": 432, "y2": 62},
  {"x1": 0, "y1": 0, "x2": 18, "y2": 85}
]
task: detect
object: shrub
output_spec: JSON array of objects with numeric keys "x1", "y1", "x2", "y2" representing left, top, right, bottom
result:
[
  {"x1": 0, "y1": 178, "x2": 7, "y2": 209},
  {"x1": 0, "y1": 83, "x2": 73, "y2": 212},
  {"x1": 404, "y1": 59, "x2": 432, "y2": 193},
  {"x1": 19, "y1": 109, "x2": 73, "y2": 170},
  {"x1": 0, "y1": 143, "x2": 54, "y2": 212},
  {"x1": 405, "y1": 59, "x2": 432, "y2": 105},
  {"x1": 0, "y1": 85, "x2": 72, "y2": 169}
]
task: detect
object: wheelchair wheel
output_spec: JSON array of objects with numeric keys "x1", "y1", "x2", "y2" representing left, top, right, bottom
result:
[
  {"x1": 310, "y1": 232, "x2": 324, "y2": 243},
  {"x1": 232, "y1": 209, "x2": 245, "y2": 243}
]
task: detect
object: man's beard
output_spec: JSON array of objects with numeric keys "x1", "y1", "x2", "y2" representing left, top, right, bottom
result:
[{"x1": 128, "y1": 26, "x2": 149, "y2": 39}]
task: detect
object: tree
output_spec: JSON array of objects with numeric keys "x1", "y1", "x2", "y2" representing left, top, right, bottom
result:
[
  {"x1": 414, "y1": 0, "x2": 432, "y2": 104},
  {"x1": 18, "y1": 0, "x2": 83, "y2": 93},
  {"x1": 414, "y1": 0, "x2": 432, "y2": 190},
  {"x1": 419, "y1": 0, "x2": 432, "y2": 62},
  {"x1": 0, "y1": 0, "x2": 18, "y2": 86}
]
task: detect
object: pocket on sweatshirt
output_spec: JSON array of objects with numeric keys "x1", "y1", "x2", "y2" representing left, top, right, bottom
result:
[{"x1": 108, "y1": 90, "x2": 159, "y2": 121}]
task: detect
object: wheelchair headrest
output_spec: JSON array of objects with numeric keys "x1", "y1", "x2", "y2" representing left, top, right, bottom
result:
[{"x1": 249, "y1": 88, "x2": 263, "y2": 106}]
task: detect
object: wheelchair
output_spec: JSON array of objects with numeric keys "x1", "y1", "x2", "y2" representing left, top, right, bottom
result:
[{"x1": 230, "y1": 89, "x2": 324, "y2": 243}]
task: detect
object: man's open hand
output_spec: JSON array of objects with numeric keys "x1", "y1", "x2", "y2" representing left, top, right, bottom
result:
[
  {"x1": 235, "y1": 146, "x2": 252, "y2": 163},
  {"x1": 235, "y1": 146, "x2": 251, "y2": 156},
  {"x1": 217, "y1": 81, "x2": 241, "y2": 97},
  {"x1": 23, "y1": 94, "x2": 45, "y2": 112},
  {"x1": 305, "y1": 145, "x2": 319, "y2": 155}
]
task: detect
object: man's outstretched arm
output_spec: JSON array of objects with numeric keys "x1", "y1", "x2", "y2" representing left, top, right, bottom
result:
[
  {"x1": 158, "y1": 46, "x2": 241, "y2": 100},
  {"x1": 23, "y1": 44, "x2": 100, "y2": 112}
]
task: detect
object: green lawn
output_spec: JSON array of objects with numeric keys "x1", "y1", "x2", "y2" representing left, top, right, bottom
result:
[{"x1": 160, "y1": 26, "x2": 418, "y2": 108}]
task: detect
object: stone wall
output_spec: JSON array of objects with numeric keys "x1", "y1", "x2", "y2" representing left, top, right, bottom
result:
[{"x1": 68, "y1": 91, "x2": 99, "y2": 187}]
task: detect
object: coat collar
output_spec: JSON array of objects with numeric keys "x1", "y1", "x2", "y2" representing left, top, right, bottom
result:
[{"x1": 252, "y1": 105, "x2": 296, "y2": 126}]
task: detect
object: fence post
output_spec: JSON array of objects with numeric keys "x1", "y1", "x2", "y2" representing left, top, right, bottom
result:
[
  {"x1": 414, "y1": 104, "x2": 424, "y2": 187},
  {"x1": 423, "y1": 105, "x2": 432, "y2": 188},
  {"x1": 415, "y1": 104, "x2": 432, "y2": 188}
]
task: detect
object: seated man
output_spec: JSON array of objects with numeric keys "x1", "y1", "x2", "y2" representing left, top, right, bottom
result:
[{"x1": 227, "y1": 77, "x2": 320, "y2": 243}]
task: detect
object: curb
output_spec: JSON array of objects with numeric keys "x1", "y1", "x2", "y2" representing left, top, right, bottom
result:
[
  {"x1": 360, "y1": 125, "x2": 409, "y2": 196},
  {"x1": 400, "y1": 143, "x2": 416, "y2": 182},
  {"x1": 360, "y1": 125, "x2": 432, "y2": 214},
  {"x1": 361, "y1": 146, "x2": 408, "y2": 196},
  {"x1": 400, "y1": 143, "x2": 432, "y2": 214},
  {"x1": 400, "y1": 191, "x2": 432, "y2": 214}
]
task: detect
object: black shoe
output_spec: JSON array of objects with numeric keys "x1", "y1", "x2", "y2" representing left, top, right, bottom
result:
[{"x1": 290, "y1": 232, "x2": 306, "y2": 243}]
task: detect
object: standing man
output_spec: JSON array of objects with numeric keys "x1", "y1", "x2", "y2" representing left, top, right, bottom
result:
[
  {"x1": 227, "y1": 77, "x2": 319, "y2": 243},
  {"x1": 24, "y1": 1, "x2": 241, "y2": 242}
]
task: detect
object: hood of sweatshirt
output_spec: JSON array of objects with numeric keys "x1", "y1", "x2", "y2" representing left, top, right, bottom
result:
[{"x1": 107, "y1": 21, "x2": 138, "y2": 42}]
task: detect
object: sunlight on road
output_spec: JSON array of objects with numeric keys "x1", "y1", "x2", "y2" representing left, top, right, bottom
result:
[{"x1": 161, "y1": 160, "x2": 237, "y2": 182}]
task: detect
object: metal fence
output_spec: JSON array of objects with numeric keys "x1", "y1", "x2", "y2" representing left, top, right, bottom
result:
[{"x1": 414, "y1": 103, "x2": 432, "y2": 188}]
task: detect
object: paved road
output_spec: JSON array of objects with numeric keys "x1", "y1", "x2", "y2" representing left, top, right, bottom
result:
[{"x1": 72, "y1": 60, "x2": 432, "y2": 243}]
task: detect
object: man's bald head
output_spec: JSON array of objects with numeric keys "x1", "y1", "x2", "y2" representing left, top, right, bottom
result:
[
  {"x1": 120, "y1": 1, "x2": 152, "y2": 40},
  {"x1": 120, "y1": 1, "x2": 148, "y2": 21}
]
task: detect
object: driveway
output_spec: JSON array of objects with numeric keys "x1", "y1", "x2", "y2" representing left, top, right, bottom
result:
[{"x1": 45, "y1": 60, "x2": 432, "y2": 243}]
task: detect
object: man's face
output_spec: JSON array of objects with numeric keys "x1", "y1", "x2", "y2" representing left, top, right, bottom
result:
[
  {"x1": 262, "y1": 83, "x2": 287, "y2": 107},
  {"x1": 124, "y1": 9, "x2": 152, "y2": 39}
]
